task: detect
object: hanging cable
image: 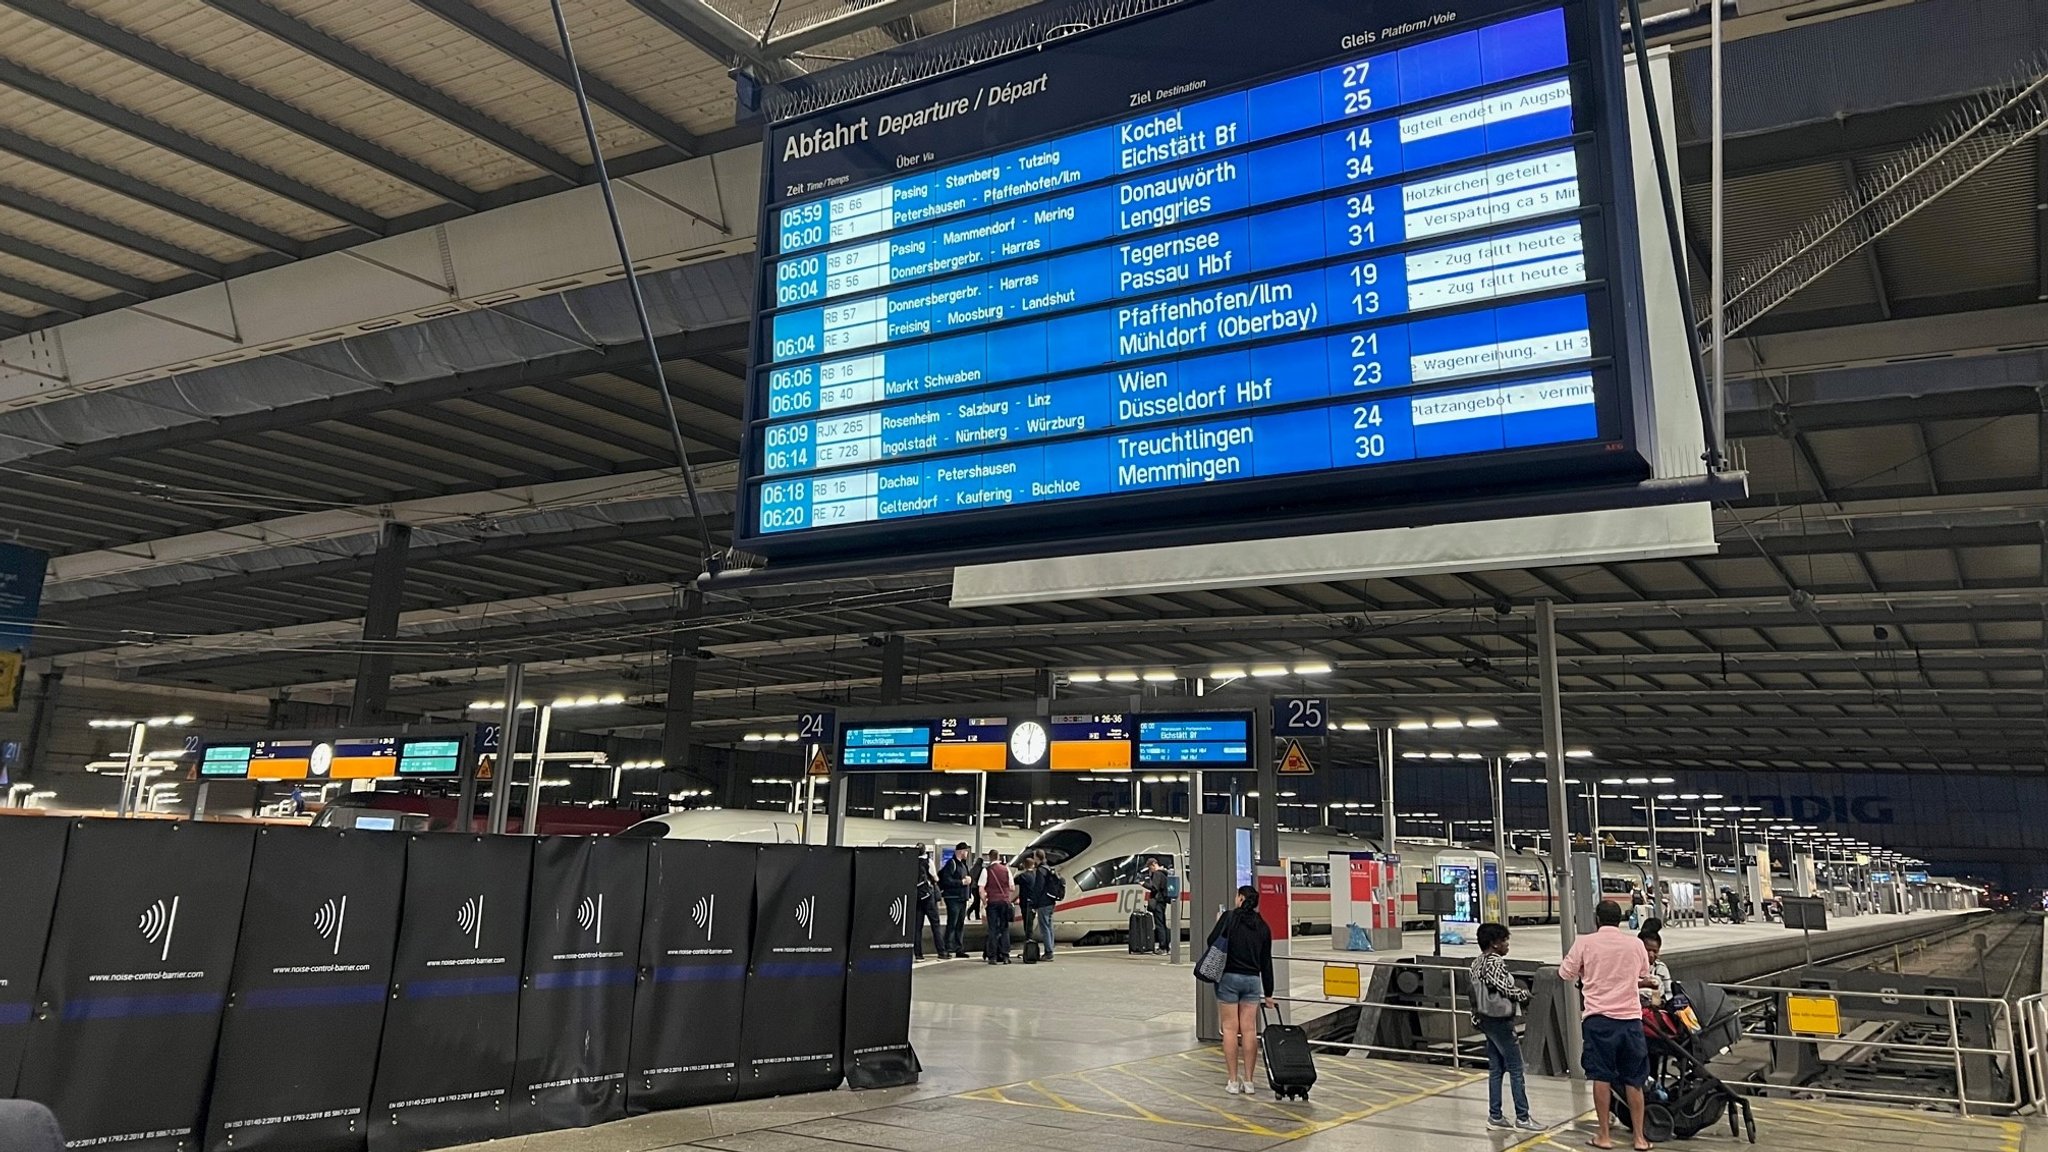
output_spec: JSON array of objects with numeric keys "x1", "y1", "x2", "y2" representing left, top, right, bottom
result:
[
  {"x1": 1621, "y1": 0, "x2": 1725, "y2": 472},
  {"x1": 546, "y1": 0, "x2": 721, "y2": 569}
]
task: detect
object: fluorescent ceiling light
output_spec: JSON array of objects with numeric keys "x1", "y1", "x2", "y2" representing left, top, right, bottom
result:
[
  {"x1": 1250, "y1": 664, "x2": 1289, "y2": 677},
  {"x1": 1141, "y1": 670, "x2": 1177, "y2": 683},
  {"x1": 1292, "y1": 661, "x2": 1333, "y2": 675},
  {"x1": 1067, "y1": 671, "x2": 1103, "y2": 683}
]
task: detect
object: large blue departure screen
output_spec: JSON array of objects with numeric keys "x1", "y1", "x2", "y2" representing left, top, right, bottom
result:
[{"x1": 743, "y1": 0, "x2": 1649, "y2": 559}]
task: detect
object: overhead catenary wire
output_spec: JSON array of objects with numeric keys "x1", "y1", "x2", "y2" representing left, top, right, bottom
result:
[{"x1": 545, "y1": 0, "x2": 719, "y2": 569}]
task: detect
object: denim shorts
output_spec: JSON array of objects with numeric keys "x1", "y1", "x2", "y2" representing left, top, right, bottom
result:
[{"x1": 1215, "y1": 971, "x2": 1264, "y2": 1003}]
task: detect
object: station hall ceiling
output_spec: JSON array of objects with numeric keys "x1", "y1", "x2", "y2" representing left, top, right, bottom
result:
[{"x1": 1, "y1": 0, "x2": 2045, "y2": 781}]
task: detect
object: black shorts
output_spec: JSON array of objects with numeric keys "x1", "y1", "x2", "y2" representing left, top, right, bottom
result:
[{"x1": 1581, "y1": 1015, "x2": 1649, "y2": 1087}]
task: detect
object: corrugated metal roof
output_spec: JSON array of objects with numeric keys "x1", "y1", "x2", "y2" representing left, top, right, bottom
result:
[
  {"x1": 276, "y1": 0, "x2": 657, "y2": 161},
  {"x1": 1871, "y1": 137, "x2": 2041, "y2": 301},
  {"x1": 74, "y1": 0, "x2": 543, "y2": 193},
  {"x1": 0, "y1": 85, "x2": 349, "y2": 238},
  {"x1": 0, "y1": 152, "x2": 264, "y2": 260}
]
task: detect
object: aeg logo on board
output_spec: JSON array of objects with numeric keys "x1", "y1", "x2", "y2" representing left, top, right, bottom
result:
[
  {"x1": 576, "y1": 894, "x2": 606, "y2": 944},
  {"x1": 314, "y1": 896, "x2": 348, "y2": 956},
  {"x1": 457, "y1": 894, "x2": 485, "y2": 949},
  {"x1": 795, "y1": 894, "x2": 817, "y2": 941},
  {"x1": 137, "y1": 896, "x2": 181, "y2": 962}
]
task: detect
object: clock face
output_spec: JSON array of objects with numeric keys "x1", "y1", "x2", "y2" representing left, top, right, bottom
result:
[
  {"x1": 309, "y1": 742, "x2": 334, "y2": 777},
  {"x1": 1009, "y1": 721, "x2": 1048, "y2": 766}
]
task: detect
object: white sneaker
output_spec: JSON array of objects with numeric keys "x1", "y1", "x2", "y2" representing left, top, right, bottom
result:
[
  {"x1": 1224, "y1": 1080, "x2": 1243, "y2": 1095},
  {"x1": 1515, "y1": 1117, "x2": 1547, "y2": 1132}
]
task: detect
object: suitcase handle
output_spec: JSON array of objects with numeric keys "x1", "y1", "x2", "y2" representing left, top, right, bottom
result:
[{"x1": 1261, "y1": 1001, "x2": 1286, "y2": 1027}]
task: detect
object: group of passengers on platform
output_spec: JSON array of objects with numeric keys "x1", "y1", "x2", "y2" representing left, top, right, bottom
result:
[
  {"x1": 917, "y1": 844, "x2": 1062, "y2": 963},
  {"x1": 1470, "y1": 901, "x2": 1670, "y2": 1149}
]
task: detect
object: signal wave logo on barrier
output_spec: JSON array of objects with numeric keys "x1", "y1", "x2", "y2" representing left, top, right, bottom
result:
[
  {"x1": 794, "y1": 895, "x2": 816, "y2": 941},
  {"x1": 576, "y1": 894, "x2": 605, "y2": 944},
  {"x1": 313, "y1": 895, "x2": 349, "y2": 956},
  {"x1": 690, "y1": 894, "x2": 715, "y2": 939},
  {"x1": 888, "y1": 894, "x2": 907, "y2": 936},
  {"x1": 138, "y1": 896, "x2": 181, "y2": 963},
  {"x1": 456, "y1": 894, "x2": 485, "y2": 949}
]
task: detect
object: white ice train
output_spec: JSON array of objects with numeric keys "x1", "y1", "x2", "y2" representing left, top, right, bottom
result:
[
  {"x1": 620, "y1": 808, "x2": 1038, "y2": 855},
  {"x1": 1023, "y1": 815, "x2": 1772, "y2": 943}
]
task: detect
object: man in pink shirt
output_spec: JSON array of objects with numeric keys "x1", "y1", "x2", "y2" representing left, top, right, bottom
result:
[{"x1": 1558, "y1": 900, "x2": 1656, "y2": 1150}]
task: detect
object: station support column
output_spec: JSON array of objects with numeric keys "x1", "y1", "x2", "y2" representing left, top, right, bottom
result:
[
  {"x1": 487, "y1": 663, "x2": 524, "y2": 835},
  {"x1": 1254, "y1": 698, "x2": 1278, "y2": 865},
  {"x1": 660, "y1": 591, "x2": 702, "y2": 791},
  {"x1": 349, "y1": 521, "x2": 411, "y2": 725},
  {"x1": 1536, "y1": 600, "x2": 1577, "y2": 953},
  {"x1": 1490, "y1": 756, "x2": 1509, "y2": 886},
  {"x1": 1377, "y1": 727, "x2": 1396, "y2": 860}
]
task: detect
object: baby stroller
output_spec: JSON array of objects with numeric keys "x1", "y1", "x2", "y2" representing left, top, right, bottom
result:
[{"x1": 1614, "y1": 980, "x2": 1756, "y2": 1143}]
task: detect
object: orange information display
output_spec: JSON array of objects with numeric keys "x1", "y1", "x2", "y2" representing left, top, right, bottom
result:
[
  {"x1": 197, "y1": 730, "x2": 469, "y2": 781},
  {"x1": 933, "y1": 716, "x2": 1008, "y2": 772},
  {"x1": 1049, "y1": 713, "x2": 1133, "y2": 772}
]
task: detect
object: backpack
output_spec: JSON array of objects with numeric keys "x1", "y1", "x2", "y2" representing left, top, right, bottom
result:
[{"x1": 1045, "y1": 869, "x2": 1066, "y2": 900}]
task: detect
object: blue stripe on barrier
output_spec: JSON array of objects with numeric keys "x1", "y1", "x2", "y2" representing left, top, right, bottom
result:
[
  {"x1": 531, "y1": 967, "x2": 635, "y2": 990},
  {"x1": 0, "y1": 1002, "x2": 30, "y2": 1025},
  {"x1": 63, "y1": 992, "x2": 225, "y2": 1021},
  {"x1": 755, "y1": 961, "x2": 842, "y2": 980},
  {"x1": 405, "y1": 974, "x2": 520, "y2": 999},
  {"x1": 241, "y1": 983, "x2": 388, "y2": 1010},
  {"x1": 653, "y1": 964, "x2": 746, "y2": 984},
  {"x1": 854, "y1": 955, "x2": 915, "y2": 975}
]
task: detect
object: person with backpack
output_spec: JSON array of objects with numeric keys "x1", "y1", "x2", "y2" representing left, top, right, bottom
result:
[
  {"x1": 1035, "y1": 854, "x2": 1065, "y2": 961},
  {"x1": 1204, "y1": 885, "x2": 1275, "y2": 1094},
  {"x1": 1014, "y1": 851, "x2": 1045, "y2": 960},
  {"x1": 1468, "y1": 922, "x2": 1541, "y2": 1131},
  {"x1": 914, "y1": 851, "x2": 946, "y2": 960},
  {"x1": 1141, "y1": 858, "x2": 1172, "y2": 954},
  {"x1": 980, "y1": 850, "x2": 1015, "y2": 964},
  {"x1": 938, "y1": 843, "x2": 974, "y2": 958}
]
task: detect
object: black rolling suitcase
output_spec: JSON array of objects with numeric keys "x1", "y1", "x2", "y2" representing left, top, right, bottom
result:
[
  {"x1": 1128, "y1": 910, "x2": 1155, "y2": 953},
  {"x1": 1261, "y1": 1003, "x2": 1316, "y2": 1100}
]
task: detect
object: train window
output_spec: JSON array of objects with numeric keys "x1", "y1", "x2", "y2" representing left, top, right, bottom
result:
[
  {"x1": 1506, "y1": 872, "x2": 1542, "y2": 894},
  {"x1": 1075, "y1": 852, "x2": 1172, "y2": 892},
  {"x1": 1073, "y1": 857, "x2": 1129, "y2": 892},
  {"x1": 1600, "y1": 876, "x2": 1637, "y2": 894},
  {"x1": 1028, "y1": 828, "x2": 1092, "y2": 867},
  {"x1": 616, "y1": 821, "x2": 670, "y2": 838},
  {"x1": 1291, "y1": 861, "x2": 1330, "y2": 889}
]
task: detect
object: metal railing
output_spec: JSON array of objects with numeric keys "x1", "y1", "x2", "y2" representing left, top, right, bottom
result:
[
  {"x1": 2018, "y1": 993, "x2": 2047, "y2": 1114},
  {"x1": 1273, "y1": 954, "x2": 1486, "y2": 1070},
  {"x1": 1262, "y1": 956, "x2": 2048, "y2": 1116}
]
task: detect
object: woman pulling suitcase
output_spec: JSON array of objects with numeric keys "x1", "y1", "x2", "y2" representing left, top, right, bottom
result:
[{"x1": 1198, "y1": 885, "x2": 1281, "y2": 1095}]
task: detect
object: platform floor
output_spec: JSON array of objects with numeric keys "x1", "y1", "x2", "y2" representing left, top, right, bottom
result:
[{"x1": 461, "y1": 918, "x2": 2039, "y2": 1152}]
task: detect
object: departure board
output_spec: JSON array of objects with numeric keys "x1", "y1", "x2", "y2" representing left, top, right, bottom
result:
[
  {"x1": 1136, "y1": 715, "x2": 1253, "y2": 766},
  {"x1": 742, "y1": 0, "x2": 1649, "y2": 561},
  {"x1": 842, "y1": 725, "x2": 933, "y2": 767}
]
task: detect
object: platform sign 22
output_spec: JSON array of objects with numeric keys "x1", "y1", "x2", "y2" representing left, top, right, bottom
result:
[{"x1": 1273, "y1": 697, "x2": 1327, "y2": 739}]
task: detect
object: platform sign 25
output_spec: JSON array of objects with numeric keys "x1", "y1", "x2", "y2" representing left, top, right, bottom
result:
[{"x1": 1274, "y1": 697, "x2": 1328, "y2": 739}]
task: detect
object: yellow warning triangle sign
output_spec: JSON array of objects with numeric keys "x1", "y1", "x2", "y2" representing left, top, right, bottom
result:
[
  {"x1": 807, "y1": 746, "x2": 832, "y2": 777},
  {"x1": 1277, "y1": 739, "x2": 1315, "y2": 775}
]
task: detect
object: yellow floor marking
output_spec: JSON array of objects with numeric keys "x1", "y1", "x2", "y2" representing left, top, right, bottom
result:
[
  {"x1": 958, "y1": 1049, "x2": 1482, "y2": 1140},
  {"x1": 1117, "y1": 1066, "x2": 1291, "y2": 1135}
]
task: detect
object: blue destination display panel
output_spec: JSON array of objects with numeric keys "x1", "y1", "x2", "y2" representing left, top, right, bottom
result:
[
  {"x1": 743, "y1": 0, "x2": 1649, "y2": 559},
  {"x1": 842, "y1": 724, "x2": 934, "y2": 767},
  {"x1": 1137, "y1": 715, "x2": 1253, "y2": 766}
]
